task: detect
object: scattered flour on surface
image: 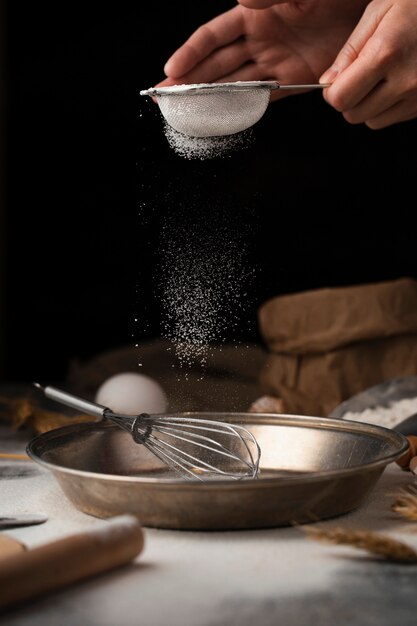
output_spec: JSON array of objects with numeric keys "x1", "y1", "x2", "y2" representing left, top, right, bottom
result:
[{"x1": 343, "y1": 396, "x2": 417, "y2": 428}]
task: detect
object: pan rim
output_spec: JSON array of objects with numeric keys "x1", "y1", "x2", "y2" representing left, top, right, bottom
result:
[{"x1": 26, "y1": 412, "x2": 409, "y2": 488}]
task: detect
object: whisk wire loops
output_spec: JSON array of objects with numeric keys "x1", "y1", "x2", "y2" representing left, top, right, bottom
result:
[{"x1": 34, "y1": 384, "x2": 261, "y2": 482}]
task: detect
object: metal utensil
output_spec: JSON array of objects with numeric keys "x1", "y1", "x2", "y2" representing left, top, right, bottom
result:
[
  {"x1": 329, "y1": 376, "x2": 417, "y2": 435},
  {"x1": 33, "y1": 384, "x2": 260, "y2": 482},
  {"x1": 0, "y1": 515, "x2": 48, "y2": 529},
  {"x1": 27, "y1": 414, "x2": 408, "y2": 530},
  {"x1": 140, "y1": 81, "x2": 328, "y2": 137}
]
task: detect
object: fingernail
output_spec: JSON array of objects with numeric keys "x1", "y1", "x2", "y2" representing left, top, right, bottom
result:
[{"x1": 319, "y1": 66, "x2": 339, "y2": 85}]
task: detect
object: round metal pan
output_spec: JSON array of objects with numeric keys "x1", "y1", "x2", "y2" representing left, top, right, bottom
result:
[{"x1": 27, "y1": 413, "x2": 408, "y2": 530}]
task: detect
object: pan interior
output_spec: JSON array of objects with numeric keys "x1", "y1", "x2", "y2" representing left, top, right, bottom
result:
[{"x1": 29, "y1": 414, "x2": 407, "y2": 482}]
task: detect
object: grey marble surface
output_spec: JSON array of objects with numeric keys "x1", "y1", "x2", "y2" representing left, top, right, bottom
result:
[{"x1": 1, "y1": 424, "x2": 417, "y2": 626}]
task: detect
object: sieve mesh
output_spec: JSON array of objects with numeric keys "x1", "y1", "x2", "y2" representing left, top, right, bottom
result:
[
  {"x1": 140, "y1": 82, "x2": 277, "y2": 138},
  {"x1": 157, "y1": 88, "x2": 271, "y2": 137},
  {"x1": 140, "y1": 81, "x2": 328, "y2": 138}
]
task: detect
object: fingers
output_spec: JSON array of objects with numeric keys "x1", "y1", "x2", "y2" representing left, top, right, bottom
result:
[
  {"x1": 319, "y1": 1, "x2": 417, "y2": 127},
  {"x1": 154, "y1": 76, "x2": 183, "y2": 89},
  {"x1": 164, "y1": 7, "x2": 245, "y2": 78},
  {"x1": 214, "y1": 62, "x2": 264, "y2": 83},
  {"x1": 324, "y1": 51, "x2": 417, "y2": 128},
  {"x1": 238, "y1": 0, "x2": 286, "y2": 6},
  {"x1": 340, "y1": 81, "x2": 395, "y2": 123},
  {"x1": 322, "y1": 53, "x2": 383, "y2": 112},
  {"x1": 342, "y1": 88, "x2": 417, "y2": 129},
  {"x1": 320, "y1": 2, "x2": 391, "y2": 85},
  {"x1": 167, "y1": 40, "x2": 251, "y2": 85},
  {"x1": 364, "y1": 97, "x2": 417, "y2": 129},
  {"x1": 319, "y1": 1, "x2": 393, "y2": 110}
]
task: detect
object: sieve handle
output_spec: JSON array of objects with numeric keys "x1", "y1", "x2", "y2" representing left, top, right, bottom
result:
[
  {"x1": 140, "y1": 81, "x2": 330, "y2": 96},
  {"x1": 275, "y1": 83, "x2": 330, "y2": 90},
  {"x1": 33, "y1": 383, "x2": 108, "y2": 418}
]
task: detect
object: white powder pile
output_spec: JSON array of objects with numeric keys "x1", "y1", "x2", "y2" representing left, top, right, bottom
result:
[
  {"x1": 343, "y1": 396, "x2": 417, "y2": 429},
  {"x1": 157, "y1": 208, "x2": 256, "y2": 375},
  {"x1": 163, "y1": 123, "x2": 254, "y2": 160}
]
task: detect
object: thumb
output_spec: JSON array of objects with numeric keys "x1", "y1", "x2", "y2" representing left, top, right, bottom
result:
[{"x1": 320, "y1": 5, "x2": 383, "y2": 83}]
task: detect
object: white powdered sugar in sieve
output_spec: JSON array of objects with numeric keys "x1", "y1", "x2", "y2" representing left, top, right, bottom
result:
[
  {"x1": 140, "y1": 81, "x2": 278, "y2": 138},
  {"x1": 140, "y1": 81, "x2": 327, "y2": 159}
]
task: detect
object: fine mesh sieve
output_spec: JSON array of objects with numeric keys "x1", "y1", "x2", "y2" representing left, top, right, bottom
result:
[{"x1": 140, "y1": 81, "x2": 327, "y2": 138}]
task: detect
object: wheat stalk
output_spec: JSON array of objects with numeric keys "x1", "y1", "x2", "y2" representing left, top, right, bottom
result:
[
  {"x1": 304, "y1": 526, "x2": 417, "y2": 563},
  {"x1": 391, "y1": 486, "x2": 417, "y2": 522},
  {"x1": 0, "y1": 394, "x2": 93, "y2": 432}
]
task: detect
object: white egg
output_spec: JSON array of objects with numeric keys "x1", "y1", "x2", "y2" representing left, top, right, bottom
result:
[{"x1": 95, "y1": 372, "x2": 168, "y2": 415}]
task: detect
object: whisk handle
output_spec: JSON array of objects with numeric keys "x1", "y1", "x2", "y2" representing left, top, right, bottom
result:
[{"x1": 33, "y1": 383, "x2": 108, "y2": 419}]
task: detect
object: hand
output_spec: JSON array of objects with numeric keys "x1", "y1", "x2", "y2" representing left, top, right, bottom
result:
[
  {"x1": 320, "y1": 0, "x2": 417, "y2": 128},
  {"x1": 158, "y1": 1, "x2": 368, "y2": 102}
]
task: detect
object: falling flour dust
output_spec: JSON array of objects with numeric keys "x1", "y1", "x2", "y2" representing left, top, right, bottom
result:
[
  {"x1": 163, "y1": 122, "x2": 254, "y2": 160},
  {"x1": 136, "y1": 102, "x2": 258, "y2": 386},
  {"x1": 157, "y1": 203, "x2": 256, "y2": 376}
]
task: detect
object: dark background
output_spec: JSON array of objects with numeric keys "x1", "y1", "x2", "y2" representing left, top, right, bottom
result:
[{"x1": 1, "y1": 1, "x2": 417, "y2": 383}]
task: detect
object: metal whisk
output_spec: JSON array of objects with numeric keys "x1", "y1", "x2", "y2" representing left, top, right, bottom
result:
[{"x1": 33, "y1": 383, "x2": 260, "y2": 482}]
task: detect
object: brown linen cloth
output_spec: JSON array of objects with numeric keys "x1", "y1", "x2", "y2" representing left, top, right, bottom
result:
[{"x1": 258, "y1": 277, "x2": 417, "y2": 416}]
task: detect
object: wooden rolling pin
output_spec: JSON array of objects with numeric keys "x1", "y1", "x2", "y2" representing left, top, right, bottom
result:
[
  {"x1": 0, "y1": 535, "x2": 26, "y2": 560},
  {"x1": 0, "y1": 515, "x2": 144, "y2": 610}
]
